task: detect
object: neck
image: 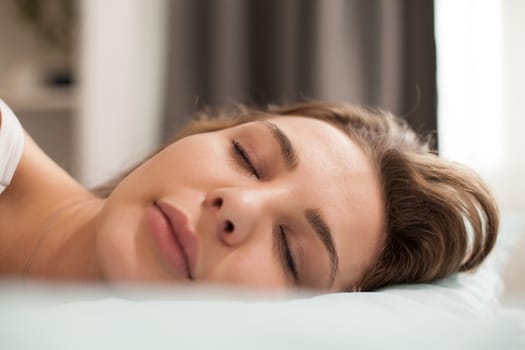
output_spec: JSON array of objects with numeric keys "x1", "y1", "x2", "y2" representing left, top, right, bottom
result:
[
  {"x1": 23, "y1": 195, "x2": 106, "y2": 281},
  {"x1": 0, "y1": 132, "x2": 107, "y2": 281}
]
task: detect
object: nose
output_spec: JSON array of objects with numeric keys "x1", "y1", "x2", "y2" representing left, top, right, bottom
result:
[{"x1": 204, "y1": 188, "x2": 267, "y2": 246}]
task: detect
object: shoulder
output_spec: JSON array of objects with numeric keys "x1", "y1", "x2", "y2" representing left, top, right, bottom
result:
[
  {"x1": 0, "y1": 100, "x2": 88, "y2": 237},
  {"x1": 0, "y1": 100, "x2": 25, "y2": 195}
]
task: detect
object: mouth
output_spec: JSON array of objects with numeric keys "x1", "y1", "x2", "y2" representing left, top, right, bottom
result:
[{"x1": 148, "y1": 201, "x2": 198, "y2": 280}]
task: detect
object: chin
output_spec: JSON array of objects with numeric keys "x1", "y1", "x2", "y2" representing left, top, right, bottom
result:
[
  {"x1": 95, "y1": 212, "x2": 181, "y2": 283},
  {"x1": 95, "y1": 227, "x2": 137, "y2": 281}
]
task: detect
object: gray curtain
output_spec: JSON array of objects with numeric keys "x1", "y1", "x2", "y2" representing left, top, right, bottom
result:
[{"x1": 163, "y1": 0, "x2": 437, "y2": 145}]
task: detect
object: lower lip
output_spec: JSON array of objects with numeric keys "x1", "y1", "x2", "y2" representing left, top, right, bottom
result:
[{"x1": 147, "y1": 203, "x2": 190, "y2": 279}]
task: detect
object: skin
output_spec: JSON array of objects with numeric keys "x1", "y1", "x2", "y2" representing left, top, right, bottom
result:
[{"x1": 0, "y1": 116, "x2": 384, "y2": 292}]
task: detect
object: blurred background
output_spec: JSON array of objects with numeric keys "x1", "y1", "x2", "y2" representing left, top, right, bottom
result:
[{"x1": 0, "y1": 0, "x2": 523, "y2": 302}]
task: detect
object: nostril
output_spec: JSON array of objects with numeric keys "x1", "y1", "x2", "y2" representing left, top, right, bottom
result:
[
  {"x1": 212, "y1": 197, "x2": 223, "y2": 208},
  {"x1": 224, "y1": 220, "x2": 234, "y2": 233}
]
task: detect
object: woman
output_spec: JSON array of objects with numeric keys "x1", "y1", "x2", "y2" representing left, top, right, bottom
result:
[{"x1": 0, "y1": 99, "x2": 498, "y2": 292}]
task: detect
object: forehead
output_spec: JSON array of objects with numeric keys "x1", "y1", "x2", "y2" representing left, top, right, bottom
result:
[
  {"x1": 267, "y1": 116, "x2": 376, "y2": 196},
  {"x1": 268, "y1": 116, "x2": 367, "y2": 176},
  {"x1": 266, "y1": 116, "x2": 385, "y2": 288}
]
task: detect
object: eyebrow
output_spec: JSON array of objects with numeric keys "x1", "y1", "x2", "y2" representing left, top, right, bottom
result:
[
  {"x1": 258, "y1": 120, "x2": 298, "y2": 170},
  {"x1": 305, "y1": 209, "x2": 339, "y2": 288},
  {"x1": 257, "y1": 120, "x2": 339, "y2": 288}
]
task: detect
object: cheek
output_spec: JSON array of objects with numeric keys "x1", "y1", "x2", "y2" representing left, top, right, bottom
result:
[
  {"x1": 199, "y1": 240, "x2": 286, "y2": 289},
  {"x1": 95, "y1": 203, "x2": 144, "y2": 279},
  {"x1": 153, "y1": 134, "x2": 229, "y2": 188}
]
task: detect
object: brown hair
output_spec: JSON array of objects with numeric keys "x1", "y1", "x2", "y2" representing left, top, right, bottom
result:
[{"x1": 94, "y1": 101, "x2": 499, "y2": 291}]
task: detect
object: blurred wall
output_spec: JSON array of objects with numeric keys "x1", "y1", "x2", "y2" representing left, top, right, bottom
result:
[
  {"x1": 0, "y1": 1, "x2": 63, "y2": 95},
  {"x1": 436, "y1": 0, "x2": 525, "y2": 303},
  {"x1": 500, "y1": 0, "x2": 525, "y2": 213},
  {"x1": 500, "y1": 0, "x2": 525, "y2": 302},
  {"x1": 0, "y1": 1, "x2": 76, "y2": 175},
  {"x1": 436, "y1": 0, "x2": 525, "y2": 214},
  {"x1": 77, "y1": 0, "x2": 168, "y2": 187}
]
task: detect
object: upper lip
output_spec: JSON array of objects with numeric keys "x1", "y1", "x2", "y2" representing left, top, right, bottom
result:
[{"x1": 155, "y1": 201, "x2": 199, "y2": 280}]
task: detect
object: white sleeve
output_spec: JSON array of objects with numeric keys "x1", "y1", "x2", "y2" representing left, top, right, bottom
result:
[{"x1": 0, "y1": 99, "x2": 25, "y2": 195}]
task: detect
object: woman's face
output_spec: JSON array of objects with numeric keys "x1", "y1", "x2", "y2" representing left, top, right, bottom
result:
[{"x1": 96, "y1": 116, "x2": 384, "y2": 292}]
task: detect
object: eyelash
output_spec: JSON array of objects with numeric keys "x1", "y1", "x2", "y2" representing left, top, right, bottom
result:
[
  {"x1": 231, "y1": 140, "x2": 299, "y2": 284},
  {"x1": 279, "y1": 225, "x2": 300, "y2": 284},
  {"x1": 231, "y1": 140, "x2": 260, "y2": 179}
]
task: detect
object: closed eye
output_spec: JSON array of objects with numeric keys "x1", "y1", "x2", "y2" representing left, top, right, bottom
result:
[
  {"x1": 279, "y1": 225, "x2": 300, "y2": 284},
  {"x1": 231, "y1": 140, "x2": 260, "y2": 179}
]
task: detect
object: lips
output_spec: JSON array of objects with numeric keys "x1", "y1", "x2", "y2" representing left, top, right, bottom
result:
[{"x1": 148, "y1": 201, "x2": 199, "y2": 280}]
